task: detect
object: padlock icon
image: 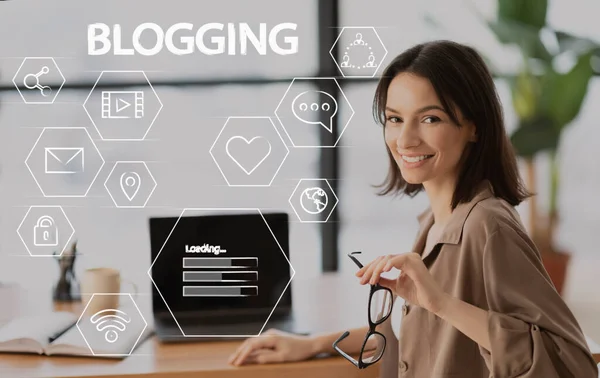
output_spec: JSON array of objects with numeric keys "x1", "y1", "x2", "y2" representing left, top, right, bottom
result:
[{"x1": 34, "y1": 215, "x2": 58, "y2": 247}]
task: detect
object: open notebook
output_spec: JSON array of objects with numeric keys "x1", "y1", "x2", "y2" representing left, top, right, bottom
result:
[{"x1": 0, "y1": 311, "x2": 152, "y2": 358}]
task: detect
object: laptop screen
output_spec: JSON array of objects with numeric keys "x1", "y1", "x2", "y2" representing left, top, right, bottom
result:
[{"x1": 149, "y1": 212, "x2": 292, "y2": 319}]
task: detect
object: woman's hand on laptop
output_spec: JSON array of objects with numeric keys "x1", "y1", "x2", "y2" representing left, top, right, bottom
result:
[{"x1": 228, "y1": 328, "x2": 317, "y2": 366}]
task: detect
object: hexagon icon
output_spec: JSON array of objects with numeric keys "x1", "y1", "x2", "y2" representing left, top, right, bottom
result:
[
  {"x1": 12, "y1": 57, "x2": 66, "y2": 104},
  {"x1": 210, "y1": 117, "x2": 289, "y2": 186},
  {"x1": 104, "y1": 161, "x2": 157, "y2": 208},
  {"x1": 25, "y1": 127, "x2": 104, "y2": 197},
  {"x1": 289, "y1": 179, "x2": 339, "y2": 223},
  {"x1": 148, "y1": 208, "x2": 295, "y2": 337},
  {"x1": 16, "y1": 205, "x2": 75, "y2": 257},
  {"x1": 77, "y1": 293, "x2": 147, "y2": 357},
  {"x1": 274, "y1": 78, "x2": 354, "y2": 148},
  {"x1": 25, "y1": 127, "x2": 105, "y2": 197},
  {"x1": 83, "y1": 71, "x2": 163, "y2": 141},
  {"x1": 330, "y1": 27, "x2": 388, "y2": 78}
]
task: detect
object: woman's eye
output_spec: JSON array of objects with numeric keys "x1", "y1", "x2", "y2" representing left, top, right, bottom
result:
[
  {"x1": 423, "y1": 116, "x2": 440, "y2": 124},
  {"x1": 386, "y1": 116, "x2": 401, "y2": 123}
]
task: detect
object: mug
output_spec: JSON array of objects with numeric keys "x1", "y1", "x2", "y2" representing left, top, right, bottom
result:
[{"x1": 80, "y1": 267, "x2": 138, "y2": 315}]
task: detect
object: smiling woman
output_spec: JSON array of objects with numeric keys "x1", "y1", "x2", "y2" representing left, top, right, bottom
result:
[
  {"x1": 227, "y1": 40, "x2": 598, "y2": 378},
  {"x1": 373, "y1": 40, "x2": 528, "y2": 210}
]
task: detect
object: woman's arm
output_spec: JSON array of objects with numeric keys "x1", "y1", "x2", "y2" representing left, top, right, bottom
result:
[
  {"x1": 435, "y1": 294, "x2": 491, "y2": 352},
  {"x1": 228, "y1": 326, "x2": 370, "y2": 365},
  {"x1": 471, "y1": 223, "x2": 597, "y2": 377},
  {"x1": 358, "y1": 231, "x2": 598, "y2": 378}
]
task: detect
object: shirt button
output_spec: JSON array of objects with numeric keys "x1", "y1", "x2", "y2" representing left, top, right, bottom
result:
[
  {"x1": 399, "y1": 360, "x2": 409, "y2": 372},
  {"x1": 402, "y1": 304, "x2": 409, "y2": 316}
]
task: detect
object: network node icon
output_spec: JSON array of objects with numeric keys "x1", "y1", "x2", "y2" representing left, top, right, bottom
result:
[
  {"x1": 330, "y1": 27, "x2": 388, "y2": 78},
  {"x1": 12, "y1": 57, "x2": 66, "y2": 104}
]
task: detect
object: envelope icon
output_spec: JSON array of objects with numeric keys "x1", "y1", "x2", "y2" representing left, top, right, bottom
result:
[{"x1": 45, "y1": 147, "x2": 84, "y2": 174}]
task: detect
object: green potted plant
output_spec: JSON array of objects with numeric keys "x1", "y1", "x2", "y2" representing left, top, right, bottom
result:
[{"x1": 487, "y1": 0, "x2": 599, "y2": 294}]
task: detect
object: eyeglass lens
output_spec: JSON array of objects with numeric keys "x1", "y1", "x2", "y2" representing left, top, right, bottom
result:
[
  {"x1": 370, "y1": 288, "x2": 393, "y2": 324},
  {"x1": 361, "y1": 333, "x2": 386, "y2": 364}
]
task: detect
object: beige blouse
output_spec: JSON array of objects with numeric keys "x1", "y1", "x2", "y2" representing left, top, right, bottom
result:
[{"x1": 378, "y1": 180, "x2": 597, "y2": 377}]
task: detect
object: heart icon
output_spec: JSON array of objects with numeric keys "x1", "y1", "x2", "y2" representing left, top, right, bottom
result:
[{"x1": 225, "y1": 136, "x2": 272, "y2": 175}]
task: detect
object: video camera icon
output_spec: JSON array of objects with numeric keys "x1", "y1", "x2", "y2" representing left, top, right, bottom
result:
[
  {"x1": 101, "y1": 91, "x2": 144, "y2": 119},
  {"x1": 83, "y1": 71, "x2": 162, "y2": 141}
]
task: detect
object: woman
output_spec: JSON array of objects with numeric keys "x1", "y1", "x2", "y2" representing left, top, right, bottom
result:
[{"x1": 228, "y1": 40, "x2": 598, "y2": 377}]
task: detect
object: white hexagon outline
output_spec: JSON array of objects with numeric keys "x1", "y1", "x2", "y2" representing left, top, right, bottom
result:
[
  {"x1": 76, "y1": 293, "x2": 148, "y2": 357},
  {"x1": 83, "y1": 70, "x2": 163, "y2": 141},
  {"x1": 16, "y1": 205, "x2": 75, "y2": 257},
  {"x1": 274, "y1": 77, "x2": 354, "y2": 148},
  {"x1": 104, "y1": 161, "x2": 157, "y2": 208},
  {"x1": 288, "y1": 178, "x2": 339, "y2": 223},
  {"x1": 24, "y1": 127, "x2": 106, "y2": 198},
  {"x1": 12, "y1": 57, "x2": 66, "y2": 104},
  {"x1": 209, "y1": 116, "x2": 290, "y2": 187},
  {"x1": 329, "y1": 26, "x2": 388, "y2": 78},
  {"x1": 147, "y1": 208, "x2": 295, "y2": 338}
]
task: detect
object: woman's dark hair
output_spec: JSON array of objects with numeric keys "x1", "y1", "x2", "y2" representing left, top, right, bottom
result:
[{"x1": 373, "y1": 40, "x2": 531, "y2": 208}]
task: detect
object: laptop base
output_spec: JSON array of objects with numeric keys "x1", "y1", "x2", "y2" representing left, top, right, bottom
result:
[{"x1": 155, "y1": 315, "x2": 304, "y2": 342}]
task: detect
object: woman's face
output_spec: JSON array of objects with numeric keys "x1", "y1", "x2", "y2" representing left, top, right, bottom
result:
[{"x1": 384, "y1": 73, "x2": 476, "y2": 186}]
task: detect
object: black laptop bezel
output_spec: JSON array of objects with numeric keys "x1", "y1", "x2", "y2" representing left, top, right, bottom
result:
[{"x1": 148, "y1": 212, "x2": 293, "y2": 322}]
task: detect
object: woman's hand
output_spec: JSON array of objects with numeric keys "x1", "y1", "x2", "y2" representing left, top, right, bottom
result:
[
  {"x1": 228, "y1": 329, "x2": 317, "y2": 366},
  {"x1": 356, "y1": 253, "x2": 449, "y2": 315}
]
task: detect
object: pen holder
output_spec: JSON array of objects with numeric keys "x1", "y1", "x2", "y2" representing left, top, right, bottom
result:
[{"x1": 52, "y1": 240, "x2": 81, "y2": 302}]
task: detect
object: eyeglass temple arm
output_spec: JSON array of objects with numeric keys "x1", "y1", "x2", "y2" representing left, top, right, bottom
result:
[
  {"x1": 332, "y1": 331, "x2": 360, "y2": 368},
  {"x1": 348, "y1": 252, "x2": 364, "y2": 269}
]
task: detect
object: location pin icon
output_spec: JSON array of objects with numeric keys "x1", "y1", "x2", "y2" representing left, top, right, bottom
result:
[{"x1": 120, "y1": 172, "x2": 141, "y2": 201}]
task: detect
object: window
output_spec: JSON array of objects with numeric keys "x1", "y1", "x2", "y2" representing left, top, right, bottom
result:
[{"x1": 0, "y1": 0, "x2": 325, "y2": 289}]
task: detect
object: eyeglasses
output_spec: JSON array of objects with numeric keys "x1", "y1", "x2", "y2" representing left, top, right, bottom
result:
[{"x1": 333, "y1": 251, "x2": 394, "y2": 369}]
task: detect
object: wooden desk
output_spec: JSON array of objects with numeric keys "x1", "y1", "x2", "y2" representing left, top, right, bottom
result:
[
  {"x1": 0, "y1": 275, "x2": 379, "y2": 378},
  {"x1": 1, "y1": 274, "x2": 599, "y2": 378},
  {"x1": 0, "y1": 338, "x2": 377, "y2": 378}
]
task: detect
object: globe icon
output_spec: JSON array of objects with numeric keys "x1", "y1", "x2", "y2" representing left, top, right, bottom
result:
[{"x1": 300, "y1": 187, "x2": 328, "y2": 215}]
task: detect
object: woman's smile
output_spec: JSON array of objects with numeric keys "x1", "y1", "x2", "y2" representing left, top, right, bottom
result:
[{"x1": 398, "y1": 153, "x2": 435, "y2": 168}]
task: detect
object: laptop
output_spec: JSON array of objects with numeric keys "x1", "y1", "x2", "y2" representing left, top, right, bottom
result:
[{"x1": 148, "y1": 211, "x2": 299, "y2": 342}]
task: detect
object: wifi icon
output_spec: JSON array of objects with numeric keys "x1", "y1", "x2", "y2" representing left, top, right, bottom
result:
[{"x1": 90, "y1": 309, "x2": 131, "y2": 343}]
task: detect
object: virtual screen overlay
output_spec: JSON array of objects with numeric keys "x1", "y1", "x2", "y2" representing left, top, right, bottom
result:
[{"x1": 149, "y1": 212, "x2": 292, "y2": 321}]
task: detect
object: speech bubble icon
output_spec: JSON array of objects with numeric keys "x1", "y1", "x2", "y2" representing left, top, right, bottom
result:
[{"x1": 291, "y1": 90, "x2": 338, "y2": 133}]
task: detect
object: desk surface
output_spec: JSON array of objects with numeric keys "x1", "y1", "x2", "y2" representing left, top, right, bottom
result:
[
  {"x1": 0, "y1": 274, "x2": 379, "y2": 378},
  {"x1": 0, "y1": 338, "x2": 377, "y2": 378},
  {"x1": 0, "y1": 274, "x2": 599, "y2": 378}
]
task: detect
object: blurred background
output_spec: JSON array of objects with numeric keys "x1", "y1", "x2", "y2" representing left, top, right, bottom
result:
[{"x1": 0, "y1": 0, "x2": 599, "y2": 341}]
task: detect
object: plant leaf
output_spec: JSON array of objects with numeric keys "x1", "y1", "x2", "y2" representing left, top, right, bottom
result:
[
  {"x1": 488, "y1": 19, "x2": 552, "y2": 62},
  {"x1": 542, "y1": 51, "x2": 594, "y2": 129},
  {"x1": 498, "y1": 0, "x2": 548, "y2": 30},
  {"x1": 511, "y1": 70, "x2": 539, "y2": 119},
  {"x1": 510, "y1": 117, "x2": 560, "y2": 157},
  {"x1": 555, "y1": 30, "x2": 599, "y2": 55}
]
